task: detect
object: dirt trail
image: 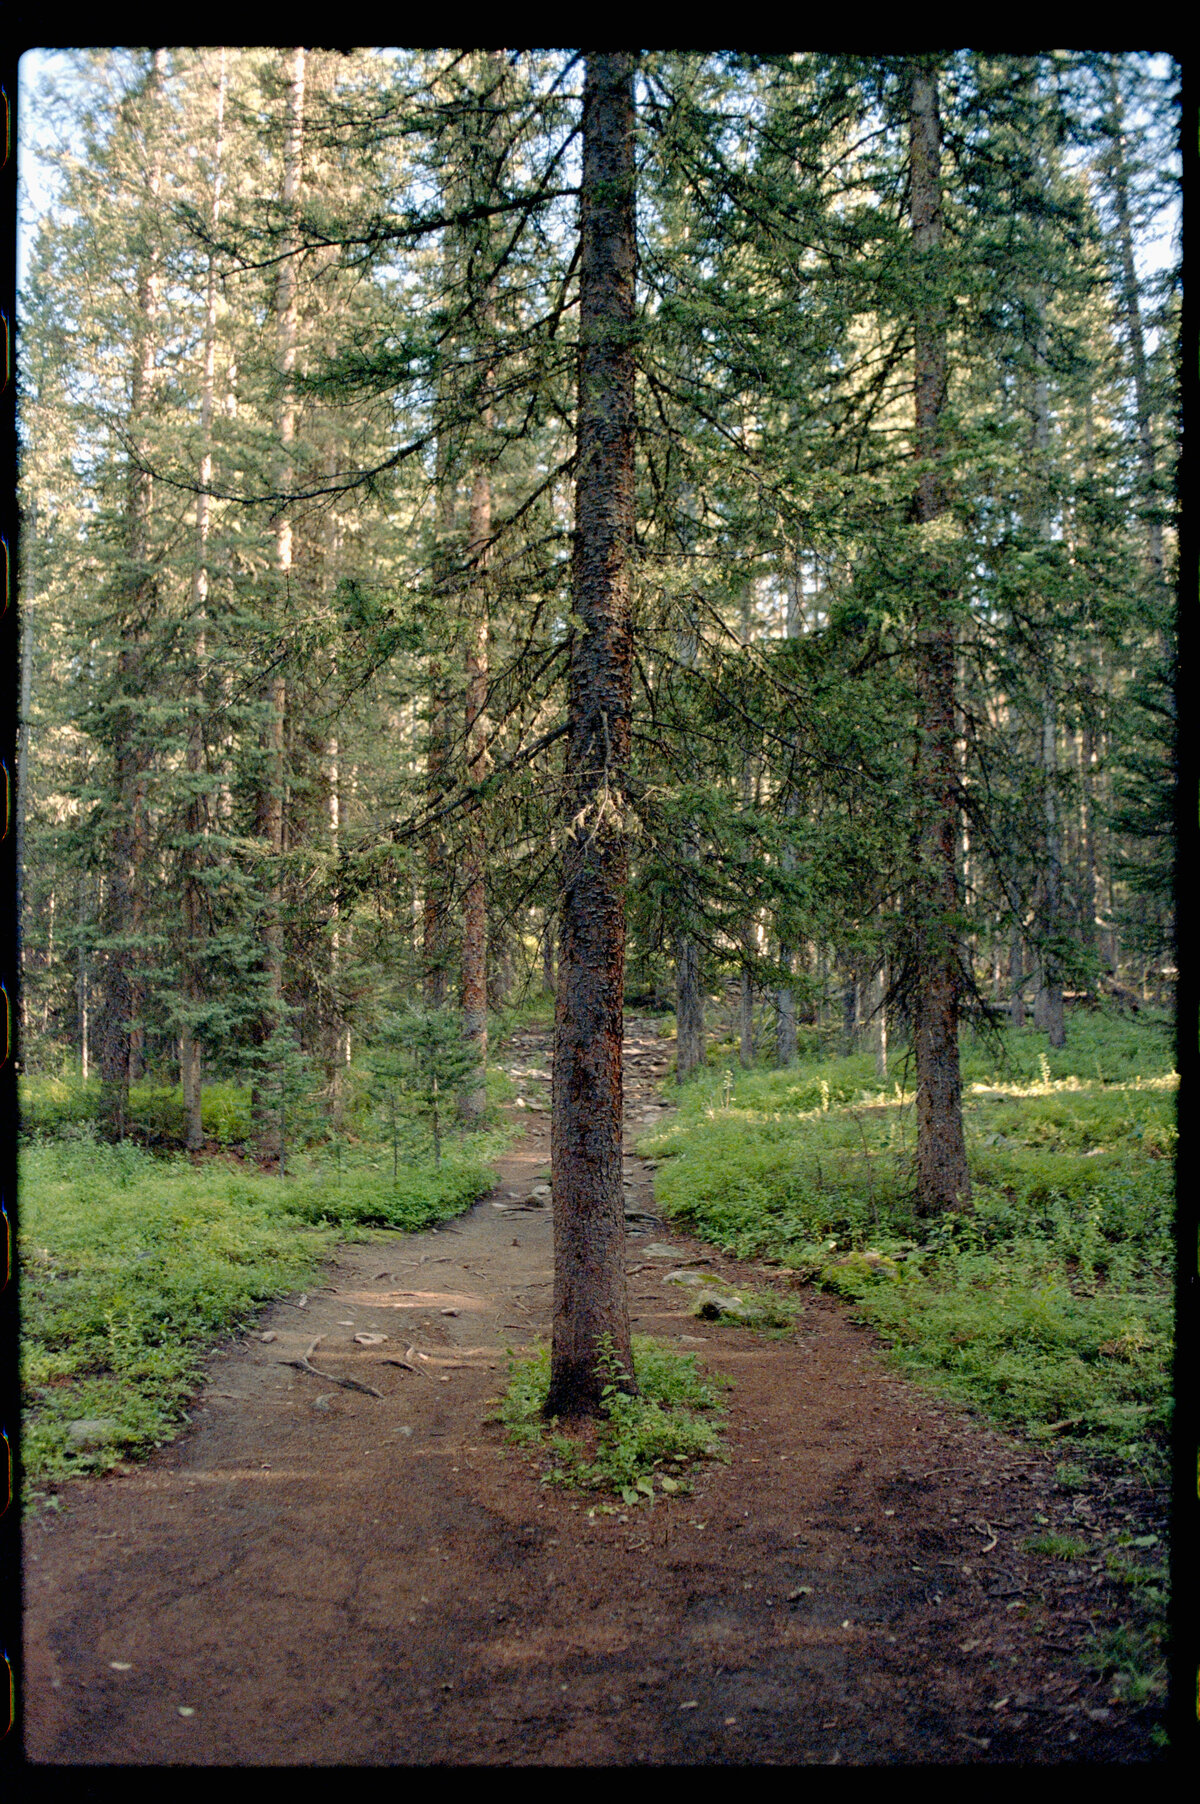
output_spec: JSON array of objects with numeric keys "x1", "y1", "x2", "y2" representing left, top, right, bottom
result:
[{"x1": 22, "y1": 1020, "x2": 1160, "y2": 1765}]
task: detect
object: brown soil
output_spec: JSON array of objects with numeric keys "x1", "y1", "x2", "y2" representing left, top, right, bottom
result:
[{"x1": 22, "y1": 1020, "x2": 1165, "y2": 1766}]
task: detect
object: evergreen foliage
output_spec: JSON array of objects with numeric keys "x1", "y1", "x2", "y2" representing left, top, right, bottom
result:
[{"x1": 17, "y1": 50, "x2": 1177, "y2": 1181}]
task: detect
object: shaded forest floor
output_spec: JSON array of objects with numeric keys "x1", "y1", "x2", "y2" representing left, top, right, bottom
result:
[{"x1": 23, "y1": 1020, "x2": 1167, "y2": 1766}]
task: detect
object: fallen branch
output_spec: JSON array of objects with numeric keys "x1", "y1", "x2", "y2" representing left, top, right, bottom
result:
[{"x1": 281, "y1": 1336, "x2": 383, "y2": 1398}]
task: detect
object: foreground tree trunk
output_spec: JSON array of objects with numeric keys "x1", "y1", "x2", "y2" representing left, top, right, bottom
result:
[
  {"x1": 546, "y1": 52, "x2": 638, "y2": 1419},
  {"x1": 907, "y1": 62, "x2": 971, "y2": 1214}
]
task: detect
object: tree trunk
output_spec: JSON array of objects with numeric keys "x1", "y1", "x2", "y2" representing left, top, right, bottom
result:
[
  {"x1": 422, "y1": 652, "x2": 450, "y2": 1009},
  {"x1": 908, "y1": 62, "x2": 971, "y2": 1213},
  {"x1": 674, "y1": 929, "x2": 704, "y2": 1078},
  {"x1": 255, "y1": 47, "x2": 304, "y2": 1157},
  {"x1": 546, "y1": 52, "x2": 638, "y2": 1420},
  {"x1": 672, "y1": 608, "x2": 705, "y2": 1080},
  {"x1": 460, "y1": 421, "x2": 492, "y2": 1125},
  {"x1": 1031, "y1": 288, "x2": 1065, "y2": 1049},
  {"x1": 1009, "y1": 923, "x2": 1025, "y2": 1029},
  {"x1": 739, "y1": 966, "x2": 755, "y2": 1067},
  {"x1": 843, "y1": 971, "x2": 858, "y2": 1055},
  {"x1": 101, "y1": 48, "x2": 166, "y2": 1139},
  {"x1": 182, "y1": 49, "x2": 226, "y2": 1154},
  {"x1": 776, "y1": 947, "x2": 798, "y2": 1067},
  {"x1": 867, "y1": 966, "x2": 888, "y2": 1080}
]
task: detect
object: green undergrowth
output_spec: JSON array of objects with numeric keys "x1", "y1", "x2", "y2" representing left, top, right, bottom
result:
[
  {"x1": 496, "y1": 1337, "x2": 729, "y2": 1507},
  {"x1": 641, "y1": 1011, "x2": 1174, "y2": 1476},
  {"x1": 20, "y1": 1129, "x2": 505, "y2": 1490},
  {"x1": 20, "y1": 1062, "x2": 520, "y2": 1149}
]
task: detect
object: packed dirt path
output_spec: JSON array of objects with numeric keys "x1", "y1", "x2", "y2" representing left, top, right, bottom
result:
[{"x1": 23, "y1": 1019, "x2": 1162, "y2": 1765}]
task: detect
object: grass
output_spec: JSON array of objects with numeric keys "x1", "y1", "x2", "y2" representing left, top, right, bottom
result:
[
  {"x1": 640, "y1": 1009, "x2": 1174, "y2": 1475},
  {"x1": 19, "y1": 1099, "x2": 513, "y2": 1491},
  {"x1": 496, "y1": 1336, "x2": 729, "y2": 1507}
]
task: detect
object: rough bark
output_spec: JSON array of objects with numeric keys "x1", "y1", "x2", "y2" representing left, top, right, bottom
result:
[
  {"x1": 546, "y1": 52, "x2": 638, "y2": 1419},
  {"x1": 255, "y1": 47, "x2": 304, "y2": 1157},
  {"x1": 775, "y1": 950, "x2": 798, "y2": 1067},
  {"x1": 674, "y1": 929, "x2": 705, "y2": 1078},
  {"x1": 672, "y1": 608, "x2": 705, "y2": 1081},
  {"x1": 460, "y1": 460, "x2": 490, "y2": 1125},
  {"x1": 776, "y1": 552, "x2": 805, "y2": 1063},
  {"x1": 182, "y1": 49, "x2": 226, "y2": 1153},
  {"x1": 1030, "y1": 290, "x2": 1066, "y2": 1050},
  {"x1": 908, "y1": 63, "x2": 971, "y2": 1214}
]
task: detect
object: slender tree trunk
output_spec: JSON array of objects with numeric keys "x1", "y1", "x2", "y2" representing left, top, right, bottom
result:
[
  {"x1": 460, "y1": 413, "x2": 492, "y2": 1125},
  {"x1": 672, "y1": 608, "x2": 705, "y2": 1080},
  {"x1": 1010, "y1": 922, "x2": 1026, "y2": 1028},
  {"x1": 422, "y1": 649, "x2": 451, "y2": 1009},
  {"x1": 908, "y1": 62, "x2": 971, "y2": 1213},
  {"x1": 739, "y1": 965, "x2": 755, "y2": 1067},
  {"x1": 1031, "y1": 289, "x2": 1065, "y2": 1049},
  {"x1": 182, "y1": 49, "x2": 226, "y2": 1153},
  {"x1": 868, "y1": 965, "x2": 888, "y2": 1080},
  {"x1": 546, "y1": 52, "x2": 638, "y2": 1419},
  {"x1": 776, "y1": 561, "x2": 802, "y2": 1066},
  {"x1": 675, "y1": 928, "x2": 704, "y2": 1078},
  {"x1": 776, "y1": 945, "x2": 798, "y2": 1067},
  {"x1": 256, "y1": 47, "x2": 304, "y2": 1156},
  {"x1": 424, "y1": 273, "x2": 457, "y2": 1010}
]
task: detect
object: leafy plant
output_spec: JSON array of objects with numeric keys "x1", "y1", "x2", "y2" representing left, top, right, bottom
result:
[
  {"x1": 638, "y1": 1010, "x2": 1175, "y2": 1474},
  {"x1": 496, "y1": 1336, "x2": 729, "y2": 1504}
]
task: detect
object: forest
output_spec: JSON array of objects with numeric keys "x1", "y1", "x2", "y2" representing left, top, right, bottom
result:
[{"x1": 14, "y1": 49, "x2": 1180, "y2": 1766}]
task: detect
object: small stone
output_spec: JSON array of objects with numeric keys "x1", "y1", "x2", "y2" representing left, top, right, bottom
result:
[{"x1": 66, "y1": 1418, "x2": 119, "y2": 1449}]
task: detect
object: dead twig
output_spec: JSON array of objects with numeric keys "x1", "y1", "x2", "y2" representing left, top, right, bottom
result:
[
  {"x1": 281, "y1": 1336, "x2": 383, "y2": 1398},
  {"x1": 382, "y1": 1342, "x2": 430, "y2": 1377}
]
